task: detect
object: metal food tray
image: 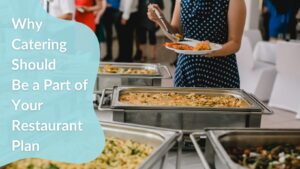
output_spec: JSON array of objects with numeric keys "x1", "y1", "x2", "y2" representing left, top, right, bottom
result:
[
  {"x1": 2, "y1": 122, "x2": 182, "y2": 169},
  {"x1": 111, "y1": 86, "x2": 263, "y2": 112},
  {"x1": 99, "y1": 62, "x2": 165, "y2": 77},
  {"x1": 190, "y1": 129, "x2": 300, "y2": 169},
  {"x1": 102, "y1": 121, "x2": 182, "y2": 169},
  {"x1": 94, "y1": 63, "x2": 172, "y2": 93},
  {"x1": 98, "y1": 86, "x2": 272, "y2": 131}
]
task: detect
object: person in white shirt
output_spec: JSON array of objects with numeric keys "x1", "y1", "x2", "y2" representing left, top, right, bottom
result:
[
  {"x1": 41, "y1": 0, "x2": 75, "y2": 20},
  {"x1": 115, "y1": 0, "x2": 139, "y2": 62}
]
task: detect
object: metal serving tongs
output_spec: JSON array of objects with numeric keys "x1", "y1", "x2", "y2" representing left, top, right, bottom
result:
[
  {"x1": 147, "y1": 0, "x2": 197, "y2": 42},
  {"x1": 148, "y1": 3, "x2": 182, "y2": 42},
  {"x1": 153, "y1": 9, "x2": 178, "y2": 42},
  {"x1": 149, "y1": 4, "x2": 197, "y2": 43}
]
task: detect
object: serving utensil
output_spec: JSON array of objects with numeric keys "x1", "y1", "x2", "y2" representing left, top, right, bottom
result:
[
  {"x1": 152, "y1": 8, "x2": 178, "y2": 42},
  {"x1": 148, "y1": 1, "x2": 199, "y2": 43},
  {"x1": 153, "y1": 8, "x2": 199, "y2": 43}
]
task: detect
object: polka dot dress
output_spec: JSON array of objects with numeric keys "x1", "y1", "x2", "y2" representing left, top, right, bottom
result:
[{"x1": 174, "y1": 0, "x2": 240, "y2": 88}]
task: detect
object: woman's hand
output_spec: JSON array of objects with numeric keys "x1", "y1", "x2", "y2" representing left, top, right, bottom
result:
[
  {"x1": 76, "y1": 6, "x2": 94, "y2": 13},
  {"x1": 147, "y1": 4, "x2": 164, "y2": 24},
  {"x1": 78, "y1": 0, "x2": 102, "y2": 13},
  {"x1": 76, "y1": 6, "x2": 86, "y2": 13},
  {"x1": 148, "y1": 1, "x2": 183, "y2": 40},
  {"x1": 95, "y1": 15, "x2": 100, "y2": 24},
  {"x1": 205, "y1": 0, "x2": 246, "y2": 57},
  {"x1": 120, "y1": 18, "x2": 128, "y2": 25},
  {"x1": 82, "y1": 6, "x2": 92, "y2": 12}
]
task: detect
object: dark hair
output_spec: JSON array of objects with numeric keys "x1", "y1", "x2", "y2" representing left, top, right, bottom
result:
[{"x1": 271, "y1": 0, "x2": 290, "y2": 14}]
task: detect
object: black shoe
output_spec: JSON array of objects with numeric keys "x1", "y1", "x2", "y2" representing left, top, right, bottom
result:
[
  {"x1": 126, "y1": 58, "x2": 133, "y2": 62},
  {"x1": 114, "y1": 57, "x2": 122, "y2": 62},
  {"x1": 101, "y1": 55, "x2": 112, "y2": 61},
  {"x1": 134, "y1": 49, "x2": 142, "y2": 61},
  {"x1": 115, "y1": 56, "x2": 133, "y2": 63}
]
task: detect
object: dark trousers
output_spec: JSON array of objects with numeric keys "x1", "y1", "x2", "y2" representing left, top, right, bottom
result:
[
  {"x1": 137, "y1": 27, "x2": 157, "y2": 45},
  {"x1": 116, "y1": 12, "x2": 139, "y2": 62},
  {"x1": 103, "y1": 7, "x2": 119, "y2": 57},
  {"x1": 171, "y1": 0, "x2": 176, "y2": 17},
  {"x1": 262, "y1": 12, "x2": 270, "y2": 40}
]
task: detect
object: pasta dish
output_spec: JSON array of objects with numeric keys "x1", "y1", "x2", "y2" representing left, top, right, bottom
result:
[
  {"x1": 119, "y1": 92, "x2": 248, "y2": 108},
  {"x1": 5, "y1": 137, "x2": 154, "y2": 169},
  {"x1": 99, "y1": 65, "x2": 157, "y2": 75}
]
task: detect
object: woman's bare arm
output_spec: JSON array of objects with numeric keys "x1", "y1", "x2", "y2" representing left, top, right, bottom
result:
[
  {"x1": 82, "y1": 0, "x2": 102, "y2": 12},
  {"x1": 95, "y1": 0, "x2": 107, "y2": 24},
  {"x1": 170, "y1": 0, "x2": 183, "y2": 34},
  {"x1": 58, "y1": 13, "x2": 73, "y2": 20},
  {"x1": 208, "y1": 0, "x2": 246, "y2": 57}
]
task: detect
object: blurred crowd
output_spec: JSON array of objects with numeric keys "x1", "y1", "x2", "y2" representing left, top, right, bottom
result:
[
  {"x1": 41, "y1": 0, "x2": 174, "y2": 63},
  {"x1": 41, "y1": 0, "x2": 299, "y2": 63},
  {"x1": 260, "y1": 0, "x2": 300, "y2": 41}
]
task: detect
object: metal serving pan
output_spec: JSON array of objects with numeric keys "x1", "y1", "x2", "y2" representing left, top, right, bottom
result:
[
  {"x1": 99, "y1": 62, "x2": 162, "y2": 76},
  {"x1": 2, "y1": 122, "x2": 182, "y2": 169},
  {"x1": 190, "y1": 129, "x2": 300, "y2": 169},
  {"x1": 110, "y1": 86, "x2": 261, "y2": 111},
  {"x1": 98, "y1": 86, "x2": 273, "y2": 132},
  {"x1": 101, "y1": 121, "x2": 182, "y2": 169},
  {"x1": 95, "y1": 62, "x2": 172, "y2": 93}
]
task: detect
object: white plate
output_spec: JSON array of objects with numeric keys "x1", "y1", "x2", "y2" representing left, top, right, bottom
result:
[{"x1": 165, "y1": 41, "x2": 223, "y2": 55}]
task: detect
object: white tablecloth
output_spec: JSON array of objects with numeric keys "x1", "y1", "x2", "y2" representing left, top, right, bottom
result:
[{"x1": 253, "y1": 41, "x2": 277, "y2": 64}]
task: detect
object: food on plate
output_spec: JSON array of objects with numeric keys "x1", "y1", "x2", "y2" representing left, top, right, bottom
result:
[
  {"x1": 164, "y1": 42, "x2": 194, "y2": 50},
  {"x1": 175, "y1": 33, "x2": 184, "y2": 41},
  {"x1": 165, "y1": 41, "x2": 211, "y2": 51},
  {"x1": 5, "y1": 137, "x2": 154, "y2": 169},
  {"x1": 193, "y1": 41, "x2": 211, "y2": 50},
  {"x1": 119, "y1": 92, "x2": 248, "y2": 108},
  {"x1": 99, "y1": 64, "x2": 157, "y2": 75},
  {"x1": 226, "y1": 144, "x2": 300, "y2": 169}
]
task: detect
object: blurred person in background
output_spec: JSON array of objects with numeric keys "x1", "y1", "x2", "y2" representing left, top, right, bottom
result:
[
  {"x1": 75, "y1": 0, "x2": 102, "y2": 31},
  {"x1": 41, "y1": 0, "x2": 75, "y2": 20},
  {"x1": 148, "y1": 0, "x2": 246, "y2": 88},
  {"x1": 170, "y1": 0, "x2": 178, "y2": 66},
  {"x1": 261, "y1": 1, "x2": 270, "y2": 40},
  {"x1": 101, "y1": 0, "x2": 120, "y2": 61},
  {"x1": 170, "y1": 0, "x2": 175, "y2": 17},
  {"x1": 114, "y1": 0, "x2": 139, "y2": 62},
  {"x1": 263, "y1": 0, "x2": 299, "y2": 40},
  {"x1": 95, "y1": 0, "x2": 107, "y2": 58},
  {"x1": 134, "y1": 0, "x2": 164, "y2": 62}
]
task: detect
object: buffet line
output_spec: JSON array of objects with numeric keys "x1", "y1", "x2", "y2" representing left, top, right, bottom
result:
[{"x1": 6, "y1": 62, "x2": 299, "y2": 169}]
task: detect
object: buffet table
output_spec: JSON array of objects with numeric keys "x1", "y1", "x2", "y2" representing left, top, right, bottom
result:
[{"x1": 90, "y1": 61, "x2": 297, "y2": 169}]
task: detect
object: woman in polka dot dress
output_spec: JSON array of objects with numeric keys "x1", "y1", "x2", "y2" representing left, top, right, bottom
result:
[{"x1": 148, "y1": 0, "x2": 246, "y2": 88}]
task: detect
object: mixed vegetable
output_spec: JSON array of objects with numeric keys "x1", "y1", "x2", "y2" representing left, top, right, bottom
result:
[
  {"x1": 226, "y1": 144, "x2": 300, "y2": 169},
  {"x1": 5, "y1": 137, "x2": 153, "y2": 169}
]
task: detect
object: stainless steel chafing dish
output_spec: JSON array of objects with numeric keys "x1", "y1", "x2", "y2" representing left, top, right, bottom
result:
[
  {"x1": 102, "y1": 121, "x2": 182, "y2": 169},
  {"x1": 190, "y1": 129, "x2": 300, "y2": 169},
  {"x1": 3, "y1": 122, "x2": 182, "y2": 169},
  {"x1": 98, "y1": 86, "x2": 273, "y2": 132},
  {"x1": 94, "y1": 62, "x2": 172, "y2": 93}
]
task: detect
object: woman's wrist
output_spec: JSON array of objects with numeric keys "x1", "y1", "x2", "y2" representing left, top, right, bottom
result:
[
  {"x1": 205, "y1": 40, "x2": 240, "y2": 58},
  {"x1": 83, "y1": 6, "x2": 100, "y2": 12}
]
